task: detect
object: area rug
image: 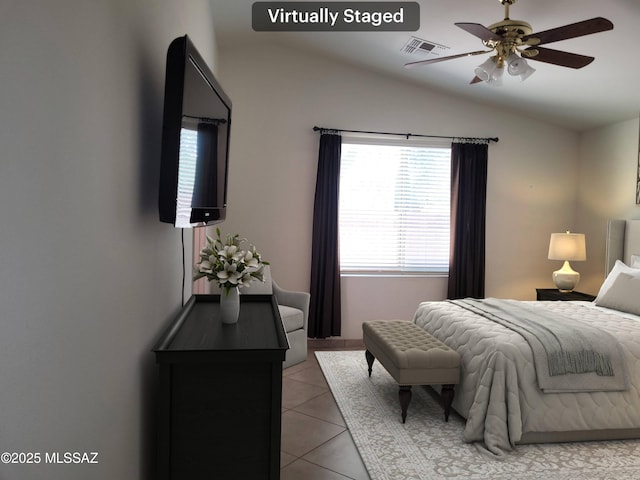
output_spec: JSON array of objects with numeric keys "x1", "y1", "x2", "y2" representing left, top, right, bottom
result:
[{"x1": 316, "y1": 350, "x2": 640, "y2": 480}]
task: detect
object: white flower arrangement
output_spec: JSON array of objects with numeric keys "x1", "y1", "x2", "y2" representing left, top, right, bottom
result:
[{"x1": 194, "y1": 228, "x2": 269, "y2": 295}]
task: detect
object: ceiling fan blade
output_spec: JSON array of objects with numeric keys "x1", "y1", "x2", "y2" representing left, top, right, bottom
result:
[
  {"x1": 524, "y1": 47, "x2": 594, "y2": 69},
  {"x1": 455, "y1": 22, "x2": 502, "y2": 42},
  {"x1": 404, "y1": 50, "x2": 491, "y2": 68},
  {"x1": 523, "y1": 17, "x2": 613, "y2": 46}
]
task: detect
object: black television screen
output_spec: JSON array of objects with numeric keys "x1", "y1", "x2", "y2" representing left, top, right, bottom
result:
[{"x1": 158, "y1": 35, "x2": 231, "y2": 228}]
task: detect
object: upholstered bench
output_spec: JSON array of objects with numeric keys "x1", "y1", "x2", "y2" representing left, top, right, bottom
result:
[{"x1": 362, "y1": 320, "x2": 460, "y2": 423}]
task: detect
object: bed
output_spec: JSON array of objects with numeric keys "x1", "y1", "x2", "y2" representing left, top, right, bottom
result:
[{"x1": 412, "y1": 219, "x2": 640, "y2": 456}]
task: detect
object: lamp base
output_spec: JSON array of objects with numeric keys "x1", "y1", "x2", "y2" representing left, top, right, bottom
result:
[{"x1": 552, "y1": 260, "x2": 580, "y2": 292}]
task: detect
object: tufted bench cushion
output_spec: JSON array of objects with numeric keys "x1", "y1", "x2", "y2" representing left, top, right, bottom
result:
[{"x1": 363, "y1": 320, "x2": 460, "y2": 423}]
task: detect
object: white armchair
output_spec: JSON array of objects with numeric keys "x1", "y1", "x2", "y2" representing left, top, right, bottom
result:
[{"x1": 273, "y1": 280, "x2": 310, "y2": 369}]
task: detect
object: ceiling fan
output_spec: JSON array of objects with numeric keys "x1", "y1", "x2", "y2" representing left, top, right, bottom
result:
[{"x1": 404, "y1": 0, "x2": 614, "y2": 86}]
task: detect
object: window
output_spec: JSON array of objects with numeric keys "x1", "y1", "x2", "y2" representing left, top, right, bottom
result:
[
  {"x1": 339, "y1": 138, "x2": 451, "y2": 274},
  {"x1": 176, "y1": 127, "x2": 198, "y2": 228}
]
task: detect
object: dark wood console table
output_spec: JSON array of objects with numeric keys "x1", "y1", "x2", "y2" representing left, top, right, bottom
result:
[{"x1": 154, "y1": 294, "x2": 289, "y2": 479}]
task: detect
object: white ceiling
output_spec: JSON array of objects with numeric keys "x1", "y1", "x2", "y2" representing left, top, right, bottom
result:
[{"x1": 211, "y1": 0, "x2": 640, "y2": 131}]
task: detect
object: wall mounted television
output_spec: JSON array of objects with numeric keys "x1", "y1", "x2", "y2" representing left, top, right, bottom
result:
[{"x1": 158, "y1": 35, "x2": 231, "y2": 228}]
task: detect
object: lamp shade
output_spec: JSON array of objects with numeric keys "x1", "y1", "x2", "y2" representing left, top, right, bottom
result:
[
  {"x1": 548, "y1": 232, "x2": 587, "y2": 261},
  {"x1": 474, "y1": 57, "x2": 497, "y2": 82},
  {"x1": 506, "y1": 53, "x2": 536, "y2": 81},
  {"x1": 474, "y1": 56, "x2": 504, "y2": 87}
]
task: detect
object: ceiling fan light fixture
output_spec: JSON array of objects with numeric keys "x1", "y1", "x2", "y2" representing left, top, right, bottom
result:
[
  {"x1": 487, "y1": 63, "x2": 504, "y2": 86},
  {"x1": 518, "y1": 62, "x2": 535, "y2": 81},
  {"x1": 474, "y1": 56, "x2": 498, "y2": 82},
  {"x1": 506, "y1": 53, "x2": 524, "y2": 74},
  {"x1": 474, "y1": 56, "x2": 504, "y2": 86},
  {"x1": 507, "y1": 53, "x2": 535, "y2": 81}
]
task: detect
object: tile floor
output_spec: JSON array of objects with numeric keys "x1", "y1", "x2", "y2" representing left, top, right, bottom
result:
[{"x1": 280, "y1": 346, "x2": 370, "y2": 480}]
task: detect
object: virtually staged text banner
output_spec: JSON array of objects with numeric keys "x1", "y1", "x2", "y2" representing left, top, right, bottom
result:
[{"x1": 252, "y1": 2, "x2": 420, "y2": 31}]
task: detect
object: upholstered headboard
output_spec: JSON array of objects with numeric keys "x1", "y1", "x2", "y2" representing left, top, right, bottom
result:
[{"x1": 605, "y1": 219, "x2": 640, "y2": 274}]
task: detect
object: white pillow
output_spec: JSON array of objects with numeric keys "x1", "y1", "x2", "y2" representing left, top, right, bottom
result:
[
  {"x1": 595, "y1": 272, "x2": 640, "y2": 316},
  {"x1": 595, "y1": 259, "x2": 640, "y2": 303}
]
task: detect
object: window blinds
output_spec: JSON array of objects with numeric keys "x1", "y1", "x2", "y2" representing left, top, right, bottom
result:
[{"x1": 339, "y1": 141, "x2": 451, "y2": 274}]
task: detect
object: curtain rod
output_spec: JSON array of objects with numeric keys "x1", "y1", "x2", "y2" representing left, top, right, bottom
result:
[{"x1": 312, "y1": 126, "x2": 498, "y2": 143}]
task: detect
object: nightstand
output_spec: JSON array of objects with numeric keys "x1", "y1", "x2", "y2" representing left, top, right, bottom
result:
[{"x1": 536, "y1": 289, "x2": 596, "y2": 302}]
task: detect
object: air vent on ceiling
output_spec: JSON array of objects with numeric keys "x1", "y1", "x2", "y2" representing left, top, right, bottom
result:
[{"x1": 401, "y1": 37, "x2": 450, "y2": 60}]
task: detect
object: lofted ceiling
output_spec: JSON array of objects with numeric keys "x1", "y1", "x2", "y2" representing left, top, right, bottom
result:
[{"x1": 210, "y1": 0, "x2": 640, "y2": 131}]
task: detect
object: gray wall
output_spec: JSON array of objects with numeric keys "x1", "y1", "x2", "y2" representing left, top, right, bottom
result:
[
  {"x1": 0, "y1": 1, "x2": 217, "y2": 478},
  {"x1": 576, "y1": 117, "x2": 640, "y2": 294}
]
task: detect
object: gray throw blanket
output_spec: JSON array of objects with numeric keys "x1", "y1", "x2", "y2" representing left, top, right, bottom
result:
[{"x1": 452, "y1": 298, "x2": 628, "y2": 392}]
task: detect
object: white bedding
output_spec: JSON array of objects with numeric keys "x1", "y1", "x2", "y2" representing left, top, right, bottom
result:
[{"x1": 412, "y1": 300, "x2": 640, "y2": 456}]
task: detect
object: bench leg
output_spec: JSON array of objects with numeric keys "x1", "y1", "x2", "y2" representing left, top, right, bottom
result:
[
  {"x1": 399, "y1": 385, "x2": 412, "y2": 424},
  {"x1": 442, "y1": 384, "x2": 455, "y2": 422},
  {"x1": 365, "y1": 350, "x2": 375, "y2": 377}
]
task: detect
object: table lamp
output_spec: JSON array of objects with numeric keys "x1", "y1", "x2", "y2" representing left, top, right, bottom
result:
[{"x1": 548, "y1": 231, "x2": 586, "y2": 292}]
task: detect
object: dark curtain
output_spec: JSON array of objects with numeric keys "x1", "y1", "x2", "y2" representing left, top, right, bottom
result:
[
  {"x1": 447, "y1": 141, "x2": 488, "y2": 299},
  {"x1": 309, "y1": 133, "x2": 342, "y2": 338}
]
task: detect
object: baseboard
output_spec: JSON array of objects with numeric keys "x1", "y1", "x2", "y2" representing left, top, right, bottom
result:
[{"x1": 308, "y1": 338, "x2": 365, "y2": 349}]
